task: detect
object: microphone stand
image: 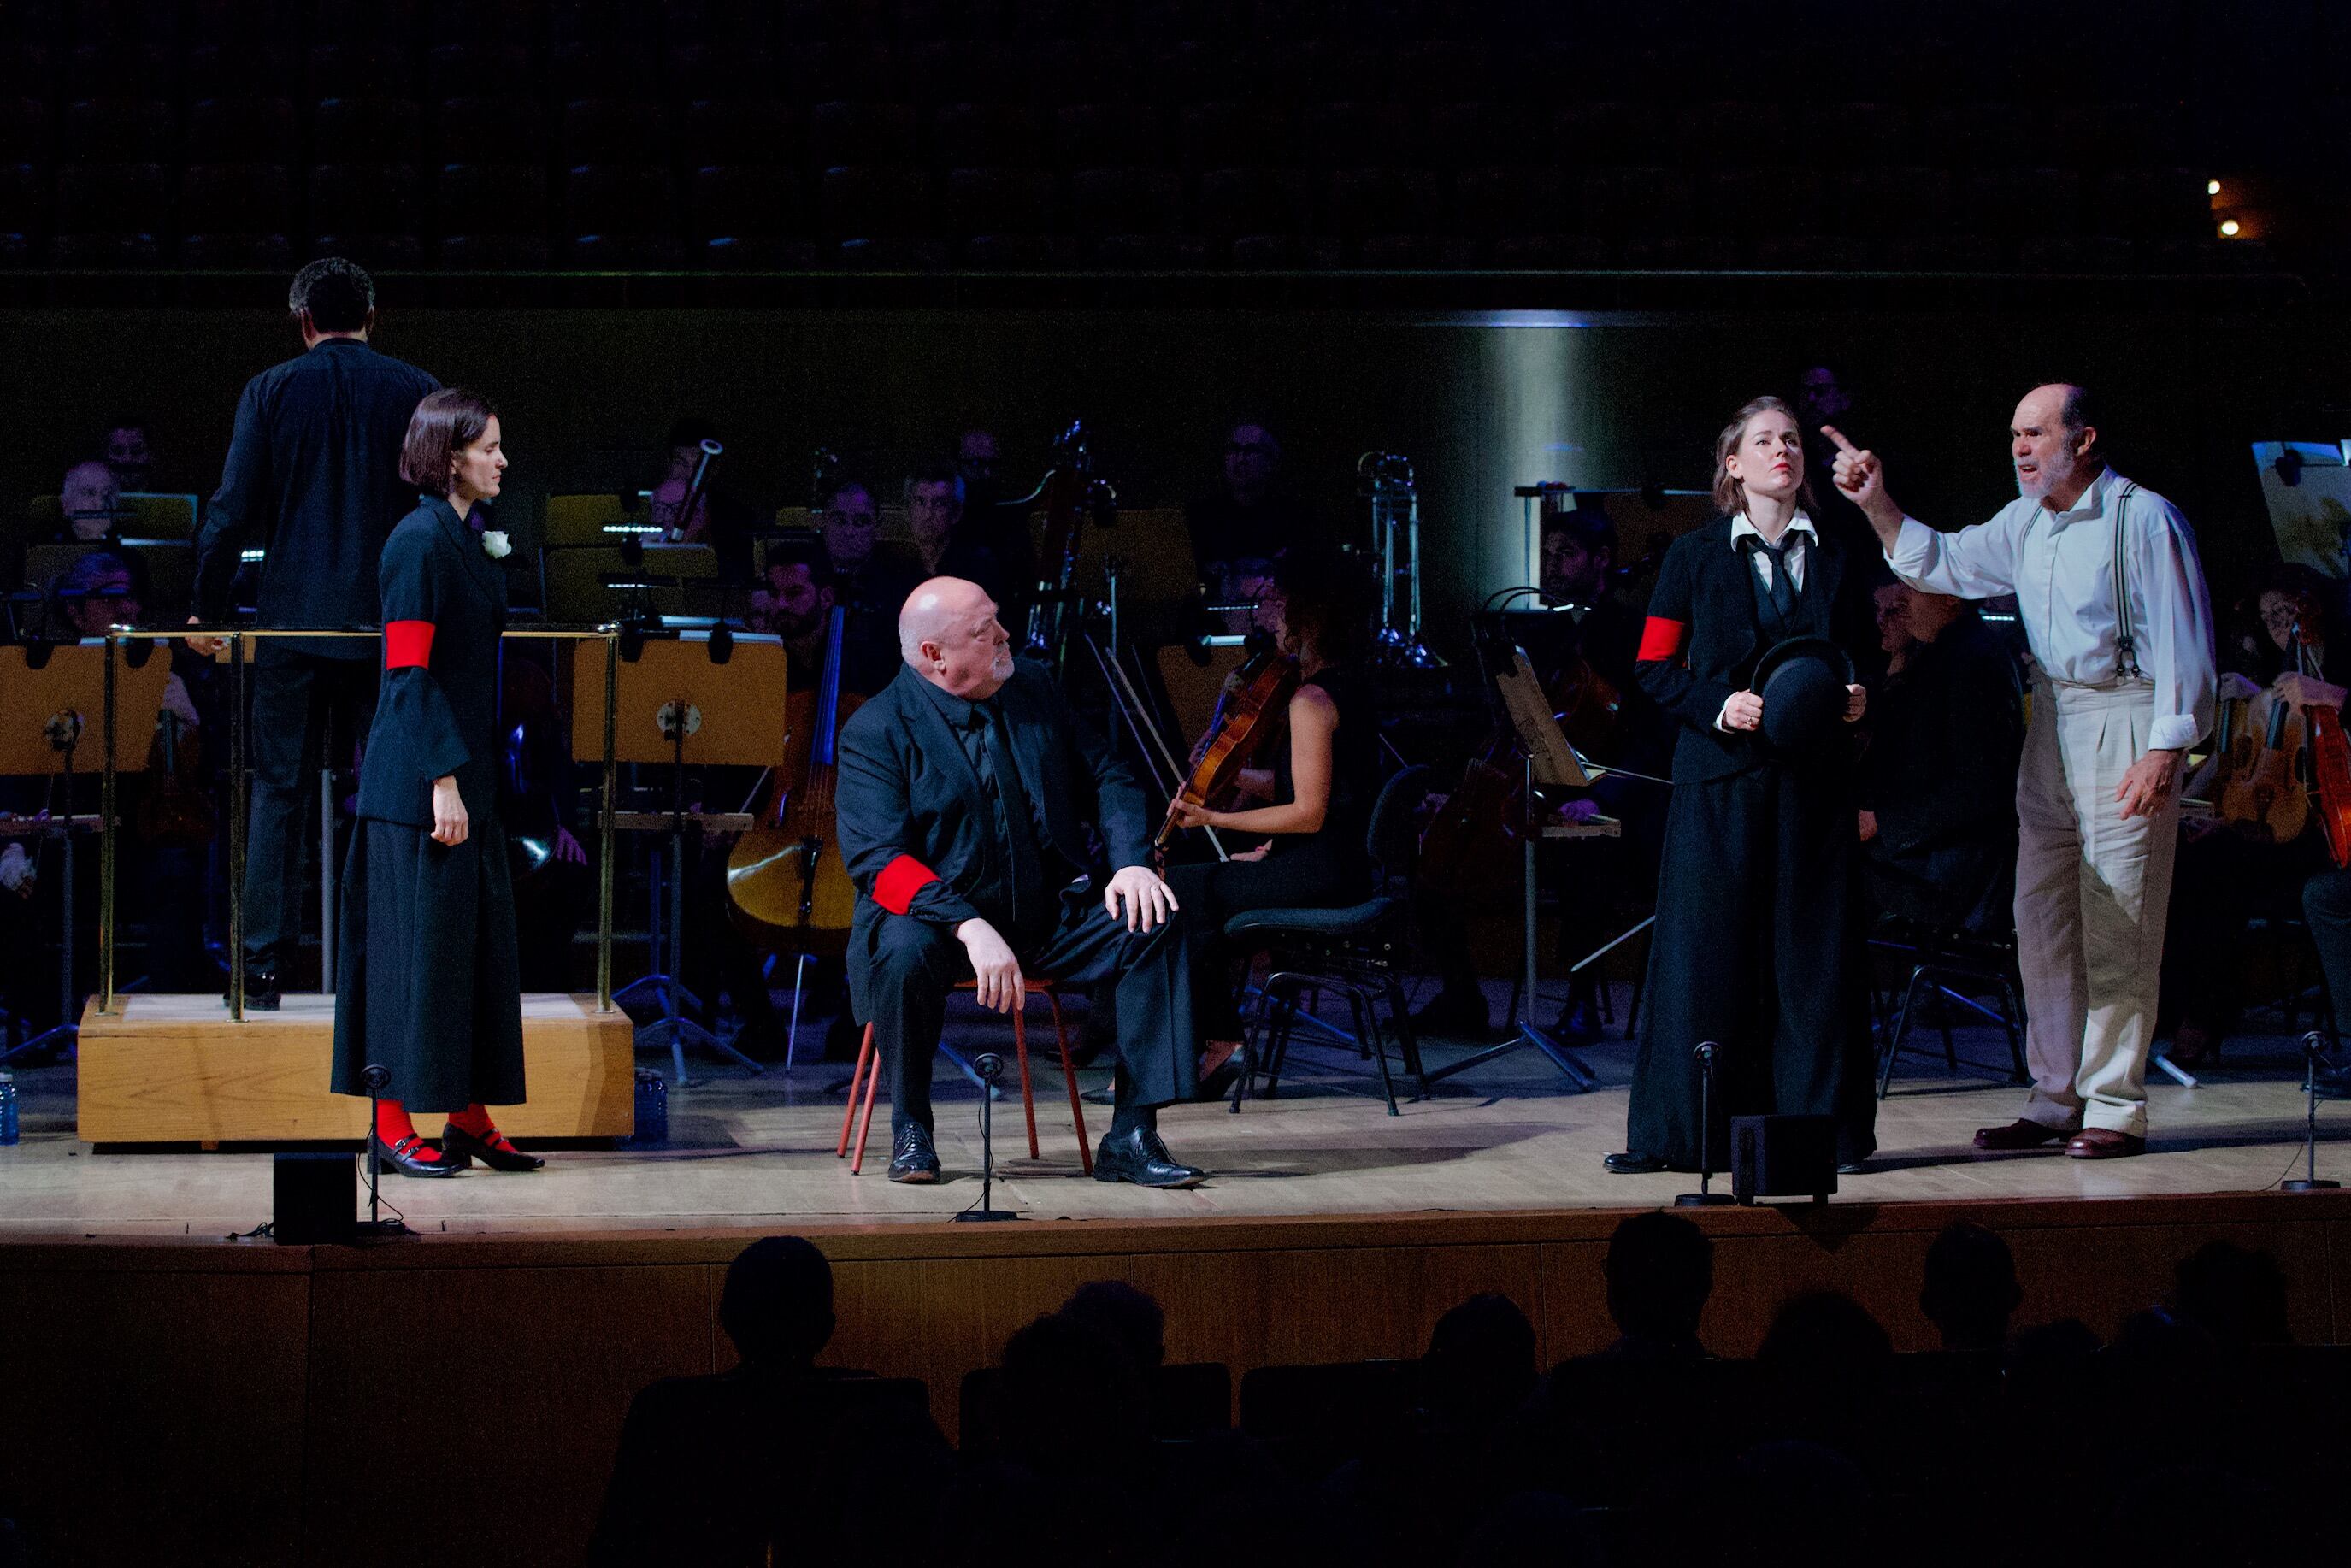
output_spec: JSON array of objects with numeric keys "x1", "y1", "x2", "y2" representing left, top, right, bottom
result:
[
  {"x1": 957, "y1": 1052, "x2": 1019, "y2": 1222},
  {"x1": 358, "y1": 1064, "x2": 409, "y2": 1238},
  {"x1": 2283, "y1": 1031, "x2": 2340, "y2": 1192},
  {"x1": 1676, "y1": 1041, "x2": 1734, "y2": 1207}
]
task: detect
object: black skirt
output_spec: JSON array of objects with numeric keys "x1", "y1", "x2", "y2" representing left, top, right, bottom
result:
[{"x1": 331, "y1": 813, "x2": 527, "y2": 1112}]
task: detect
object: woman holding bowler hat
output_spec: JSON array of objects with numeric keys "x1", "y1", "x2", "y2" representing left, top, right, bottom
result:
[{"x1": 1606, "y1": 395, "x2": 1879, "y2": 1176}]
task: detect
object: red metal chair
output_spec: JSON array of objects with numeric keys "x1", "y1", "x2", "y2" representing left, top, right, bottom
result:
[{"x1": 836, "y1": 977, "x2": 1091, "y2": 1176}]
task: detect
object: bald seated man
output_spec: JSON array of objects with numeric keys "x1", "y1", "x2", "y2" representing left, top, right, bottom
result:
[{"x1": 834, "y1": 577, "x2": 1207, "y2": 1187}]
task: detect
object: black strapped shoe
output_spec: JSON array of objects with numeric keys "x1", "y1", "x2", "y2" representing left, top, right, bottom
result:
[
  {"x1": 368, "y1": 1129, "x2": 463, "y2": 1178},
  {"x1": 441, "y1": 1121, "x2": 545, "y2": 1172},
  {"x1": 1093, "y1": 1123, "x2": 1206, "y2": 1188}
]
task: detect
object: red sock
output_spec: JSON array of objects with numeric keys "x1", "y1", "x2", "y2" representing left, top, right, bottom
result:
[
  {"x1": 375, "y1": 1099, "x2": 445, "y2": 1162},
  {"x1": 445, "y1": 1103, "x2": 510, "y2": 1149}
]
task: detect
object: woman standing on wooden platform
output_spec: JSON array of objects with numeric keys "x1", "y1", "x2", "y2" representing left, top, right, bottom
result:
[{"x1": 332, "y1": 389, "x2": 540, "y2": 1176}]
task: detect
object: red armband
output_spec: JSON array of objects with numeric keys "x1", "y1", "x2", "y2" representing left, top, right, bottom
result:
[
  {"x1": 385, "y1": 620, "x2": 435, "y2": 670},
  {"x1": 1636, "y1": 616, "x2": 1688, "y2": 663},
  {"x1": 875, "y1": 854, "x2": 940, "y2": 916}
]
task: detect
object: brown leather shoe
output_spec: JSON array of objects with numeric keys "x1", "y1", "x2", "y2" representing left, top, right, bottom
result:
[
  {"x1": 2065, "y1": 1129, "x2": 2146, "y2": 1159},
  {"x1": 1973, "y1": 1118, "x2": 2073, "y2": 1151}
]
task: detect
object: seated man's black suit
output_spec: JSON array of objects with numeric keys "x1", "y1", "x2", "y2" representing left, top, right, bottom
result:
[{"x1": 836, "y1": 657, "x2": 1196, "y2": 1144}]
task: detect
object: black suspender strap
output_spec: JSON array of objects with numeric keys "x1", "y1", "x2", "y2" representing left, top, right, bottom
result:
[{"x1": 2112, "y1": 480, "x2": 2142, "y2": 681}]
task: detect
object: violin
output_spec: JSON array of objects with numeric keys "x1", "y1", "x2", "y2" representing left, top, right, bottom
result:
[
  {"x1": 726, "y1": 604, "x2": 863, "y2": 954},
  {"x1": 1547, "y1": 644, "x2": 1624, "y2": 759},
  {"x1": 2213, "y1": 681, "x2": 2310, "y2": 845},
  {"x1": 1156, "y1": 647, "x2": 1298, "y2": 853}
]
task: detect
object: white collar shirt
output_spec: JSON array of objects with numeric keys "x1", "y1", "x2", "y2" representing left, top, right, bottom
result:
[
  {"x1": 1884, "y1": 466, "x2": 2216, "y2": 752},
  {"x1": 1729, "y1": 510, "x2": 1818, "y2": 594}
]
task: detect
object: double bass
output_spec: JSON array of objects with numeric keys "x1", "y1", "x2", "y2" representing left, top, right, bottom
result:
[
  {"x1": 1023, "y1": 420, "x2": 1116, "y2": 675},
  {"x1": 725, "y1": 605, "x2": 862, "y2": 953}
]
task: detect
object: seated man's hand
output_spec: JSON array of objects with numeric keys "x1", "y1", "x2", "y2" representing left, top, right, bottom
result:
[
  {"x1": 1105, "y1": 864, "x2": 1178, "y2": 933},
  {"x1": 182, "y1": 614, "x2": 226, "y2": 659},
  {"x1": 1857, "y1": 809, "x2": 1878, "y2": 842},
  {"x1": 1844, "y1": 683, "x2": 1867, "y2": 722},
  {"x1": 2277, "y1": 671, "x2": 2349, "y2": 711},
  {"x1": 957, "y1": 917, "x2": 1023, "y2": 1013}
]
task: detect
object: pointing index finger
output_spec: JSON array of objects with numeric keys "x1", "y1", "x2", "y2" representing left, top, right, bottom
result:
[{"x1": 1819, "y1": 424, "x2": 1864, "y2": 457}]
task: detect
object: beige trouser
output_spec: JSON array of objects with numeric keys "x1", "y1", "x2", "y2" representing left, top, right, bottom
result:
[{"x1": 2012, "y1": 676, "x2": 2179, "y2": 1138}]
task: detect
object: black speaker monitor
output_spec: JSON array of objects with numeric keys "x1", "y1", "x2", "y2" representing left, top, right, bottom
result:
[
  {"x1": 272, "y1": 1151, "x2": 356, "y2": 1244},
  {"x1": 1729, "y1": 1114, "x2": 1838, "y2": 1205}
]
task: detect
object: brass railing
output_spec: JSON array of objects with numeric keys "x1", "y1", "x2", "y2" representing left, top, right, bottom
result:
[{"x1": 94, "y1": 625, "x2": 622, "y2": 1021}]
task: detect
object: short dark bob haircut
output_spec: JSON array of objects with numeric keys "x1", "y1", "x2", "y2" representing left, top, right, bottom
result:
[{"x1": 399, "y1": 388, "x2": 498, "y2": 498}]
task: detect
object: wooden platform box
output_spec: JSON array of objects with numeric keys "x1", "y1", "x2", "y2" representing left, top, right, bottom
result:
[{"x1": 75, "y1": 993, "x2": 635, "y2": 1144}]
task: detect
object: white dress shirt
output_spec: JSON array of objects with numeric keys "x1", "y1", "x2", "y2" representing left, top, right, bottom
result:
[
  {"x1": 1729, "y1": 509, "x2": 1815, "y2": 593},
  {"x1": 1715, "y1": 510, "x2": 1819, "y2": 729},
  {"x1": 1884, "y1": 466, "x2": 2216, "y2": 752}
]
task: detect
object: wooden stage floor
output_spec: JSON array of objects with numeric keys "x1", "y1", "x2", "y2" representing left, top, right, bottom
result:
[{"x1": 3, "y1": 999, "x2": 2343, "y2": 1238}]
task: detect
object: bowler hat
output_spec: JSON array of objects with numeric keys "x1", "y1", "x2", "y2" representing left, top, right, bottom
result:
[{"x1": 1750, "y1": 635, "x2": 1855, "y2": 754}]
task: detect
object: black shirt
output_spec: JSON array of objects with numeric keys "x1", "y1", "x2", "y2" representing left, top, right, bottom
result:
[{"x1": 196, "y1": 337, "x2": 441, "y2": 655}]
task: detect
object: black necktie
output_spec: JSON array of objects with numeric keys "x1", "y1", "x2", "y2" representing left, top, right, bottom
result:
[
  {"x1": 975, "y1": 699, "x2": 1040, "y2": 925},
  {"x1": 1748, "y1": 532, "x2": 1800, "y2": 626}
]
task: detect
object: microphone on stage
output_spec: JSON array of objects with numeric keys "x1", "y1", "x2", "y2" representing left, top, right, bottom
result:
[
  {"x1": 2286, "y1": 1031, "x2": 2341, "y2": 1192},
  {"x1": 1676, "y1": 1042, "x2": 1734, "y2": 1208},
  {"x1": 360, "y1": 1064, "x2": 395, "y2": 1232},
  {"x1": 958, "y1": 1053, "x2": 1018, "y2": 1223}
]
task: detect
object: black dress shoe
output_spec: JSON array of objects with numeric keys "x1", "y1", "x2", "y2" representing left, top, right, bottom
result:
[
  {"x1": 888, "y1": 1123, "x2": 941, "y2": 1183},
  {"x1": 441, "y1": 1121, "x2": 545, "y2": 1172},
  {"x1": 225, "y1": 968, "x2": 280, "y2": 1012},
  {"x1": 1411, "y1": 988, "x2": 1500, "y2": 1041},
  {"x1": 1836, "y1": 1160, "x2": 1868, "y2": 1176},
  {"x1": 368, "y1": 1129, "x2": 462, "y2": 1178},
  {"x1": 1549, "y1": 999, "x2": 1605, "y2": 1043},
  {"x1": 1093, "y1": 1123, "x2": 1206, "y2": 1188},
  {"x1": 1604, "y1": 1150, "x2": 1668, "y2": 1175}
]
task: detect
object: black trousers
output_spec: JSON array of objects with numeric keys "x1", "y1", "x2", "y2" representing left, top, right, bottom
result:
[
  {"x1": 2302, "y1": 865, "x2": 2351, "y2": 1022},
  {"x1": 867, "y1": 899, "x2": 1195, "y2": 1137},
  {"x1": 244, "y1": 646, "x2": 378, "y2": 970},
  {"x1": 1629, "y1": 763, "x2": 1876, "y2": 1169},
  {"x1": 1167, "y1": 842, "x2": 1363, "y2": 1037}
]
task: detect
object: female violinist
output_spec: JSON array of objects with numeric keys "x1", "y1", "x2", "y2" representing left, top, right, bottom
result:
[
  {"x1": 332, "y1": 390, "x2": 539, "y2": 1176},
  {"x1": 1164, "y1": 553, "x2": 1382, "y2": 1069},
  {"x1": 1609, "y1": 396, "x2": 1877, "y2": 1176}
]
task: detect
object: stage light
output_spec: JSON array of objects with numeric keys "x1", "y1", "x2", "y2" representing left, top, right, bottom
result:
[
  {"x1": 2219, "y1": 218, "x2": 2242, "y2": 238},
  {"x1": 2207, "y1": 179, "x2": 2222, "y2": 196}
]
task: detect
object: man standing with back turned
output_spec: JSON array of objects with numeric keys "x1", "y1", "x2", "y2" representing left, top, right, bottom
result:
[
  {"x1": 1827, "y1": 385, "x2": 2214, "y2": 1158},
  {"x1": 191, "y1": 258, "x2": 439, "y2": 1008}
]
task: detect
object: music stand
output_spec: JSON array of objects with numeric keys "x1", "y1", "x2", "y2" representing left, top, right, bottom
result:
[
  {"x1": 1423, "y1": 649, "x2": 1610, "y2": 1092},
  {"x1": 0, "y1": 640, "x2": 168, "y2": 1064},
  {"x1": 571, "y1": 630, "x2": 789, "y2": 1084}
]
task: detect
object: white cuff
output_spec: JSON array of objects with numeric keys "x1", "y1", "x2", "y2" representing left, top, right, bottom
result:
[{"x1": 2149, "y1": 716, "x2": 2201, "y2": 752}]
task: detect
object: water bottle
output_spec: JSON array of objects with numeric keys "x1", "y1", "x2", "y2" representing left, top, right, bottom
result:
[
  {"x1": 630, "y1": 1069, "x2": 669, "y2": 1146},
  {"x1": 0, "y1": 1072, "x2": 18, "y2": 1147}
]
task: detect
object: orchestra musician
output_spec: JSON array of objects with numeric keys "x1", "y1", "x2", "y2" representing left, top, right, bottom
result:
[
  {"x1": 2165, "y1": 564, "x2": 2342, "y2": 1066},
  {"x1": 1163, "y1": 552, "x2": 1381, "y2": 1080},
  {"x1": 1608, "y1": 396, "x2": 1878, "y2": 1176},
  {"x1": 332, "y1": 391, "x2": 539, "y2": 1177},
  {"x1": 1830, "y1": 384, "x2": 2217, "y2": 1159},
  {"x1": 834, "y1": 576, "x2": 1206, "y2": 1188}
]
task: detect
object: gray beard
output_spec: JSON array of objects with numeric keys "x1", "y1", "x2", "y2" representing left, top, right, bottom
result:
[{"x1": 2017, "y1": 448, "x2": 2082, "y2": 503}]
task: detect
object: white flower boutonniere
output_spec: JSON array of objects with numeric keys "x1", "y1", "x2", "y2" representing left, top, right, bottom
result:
[{"x1": 480, "y1": 529, "x2": 511, "y2": 560}]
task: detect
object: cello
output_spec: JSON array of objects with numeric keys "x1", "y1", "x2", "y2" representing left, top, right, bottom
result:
[
  {"x1": 725, "y1": 604, "x2": 862, "y2": 954},
  {"x1": 2292, "y1": 622, "x2": 2351, "y2": 868}
]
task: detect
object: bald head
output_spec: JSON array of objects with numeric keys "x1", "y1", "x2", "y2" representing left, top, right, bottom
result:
[
  {"x1": 900, "y1": 575, "x2": 1015, "y2": 699},
  {"x1": 62, "y1": 460, "x2": 121, "y2": 540}
]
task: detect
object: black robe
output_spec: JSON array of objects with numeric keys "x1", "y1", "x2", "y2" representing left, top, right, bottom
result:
[
  {"x1": 331, "y1": 496, "x2": 524, "y2": 1111},
  {"x1": 1627, "y1": 518, "x2": 1878, "y2": 1169}
]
